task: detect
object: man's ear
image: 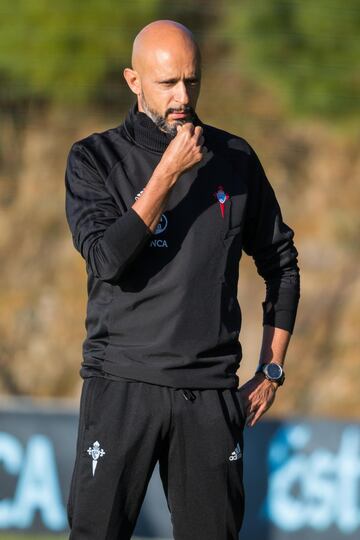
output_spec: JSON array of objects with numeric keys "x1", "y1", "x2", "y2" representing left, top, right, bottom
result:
[{"x1": 123, "y1": 68, "x2": 141, "y2": 95}]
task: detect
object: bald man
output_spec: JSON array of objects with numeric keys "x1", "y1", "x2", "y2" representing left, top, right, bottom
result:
[{"x1": 65, "y1": 19, "x2": 300, "y2": 540}]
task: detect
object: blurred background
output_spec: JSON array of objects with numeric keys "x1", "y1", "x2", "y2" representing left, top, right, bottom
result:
[{"x1": 0, "y1": 0, "x2": 359, "y2": 538}]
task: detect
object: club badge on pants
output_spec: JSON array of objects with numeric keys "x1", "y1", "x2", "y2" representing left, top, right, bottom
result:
[{"x1": 87, "y1": 440, "x2": 105, "y2": 476}]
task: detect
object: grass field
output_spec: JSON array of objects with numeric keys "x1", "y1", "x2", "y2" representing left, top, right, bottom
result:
[
  {"x1": 0, "y1": 537, "x2": 161, "y2": 540},
  {"x1": 0, "y1": 536, "x2": 160, "y2": 540},
  {"x1": 0, "y1": 537, "x2": 68, "y2": 540},
  {"x1": 0, "y1": 537, "x2": 157, "y2": 540}
]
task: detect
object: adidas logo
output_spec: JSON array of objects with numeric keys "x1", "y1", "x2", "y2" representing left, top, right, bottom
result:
[{"x1": 229, "y1": 442, "x2": 242, "y2": 461}]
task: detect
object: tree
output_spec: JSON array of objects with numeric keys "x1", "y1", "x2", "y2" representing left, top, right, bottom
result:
[
  {"x1": 0, "y1": 0, "x2": 161, "y2": 105},
  {"x1": 221, "y1": 0, "x2": 360, "y2": 121}
]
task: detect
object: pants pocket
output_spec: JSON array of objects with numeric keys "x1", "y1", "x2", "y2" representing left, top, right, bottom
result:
[
  {"x1": 67, "y1": 377, "x2": 97, "y2": 525},
  {"x1": 235, "y1": 388, "x2": 247, "y2": 424},
  {"x1": 81, "y1": 376, "x2": 98, "y2": 431}
]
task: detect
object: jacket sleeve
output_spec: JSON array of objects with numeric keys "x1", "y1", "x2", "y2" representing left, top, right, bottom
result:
[
  {"x1": 242, "y1": 147, "x2": 300, "y2": 334},
  {"x1": 65, "y1": 143, "x2": 153, "y2": 282}
]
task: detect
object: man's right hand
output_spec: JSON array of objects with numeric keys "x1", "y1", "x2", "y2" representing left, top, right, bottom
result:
[
  {"x1": 132, "y1": 123, "x2": 206, "y2": 233},
  {"x1": 158, "y1": 123, "x2": 206, "y2": 180}
]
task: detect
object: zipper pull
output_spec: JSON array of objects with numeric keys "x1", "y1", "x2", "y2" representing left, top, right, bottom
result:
[{"x1": 182, "y1": 389, "x2": 196, "y2": 401}]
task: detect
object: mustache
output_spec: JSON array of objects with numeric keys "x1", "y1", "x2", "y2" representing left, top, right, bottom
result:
[{"x1": 165, "y1": 106, "x2": 194, "y2": 117}]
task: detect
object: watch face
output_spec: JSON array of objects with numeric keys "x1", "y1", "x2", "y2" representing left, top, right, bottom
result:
[{"x1": 266, "y1": 363, "x2": 282, "y2": 380}]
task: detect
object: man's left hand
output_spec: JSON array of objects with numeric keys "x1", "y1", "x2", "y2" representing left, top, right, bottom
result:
[{"x1": 238, "y1": 373, "x2": 278, "y2": 427}]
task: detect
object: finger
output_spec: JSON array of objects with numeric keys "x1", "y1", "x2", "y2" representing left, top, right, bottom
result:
[
  {"x1": 197, "y1": 135, "x2": 205, "y2": 147},
  {"x1": 193, "y1": 125, "x2": 203, "y2": 144},
  {"x1": 247, "y1": 396, "x2": 261, "y2": 415},
  {"x1": 249, "y1": 403, "x2": 267, "y2": 427},
  {"x1": 182, "y1": 122, "x2": 195, "y2": 135},
  {"x1": 194, "y1": 125, "x2": 203, "y2": 136},
  {"x1": 246, "y1": 411, "x2": 255, "y2": 426},
  {"x1": 245, "y1": 401, "x2": 255, "y2": 418}
]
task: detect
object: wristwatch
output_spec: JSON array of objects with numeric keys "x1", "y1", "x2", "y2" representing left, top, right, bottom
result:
[{"x1": 255, "y1": 362, "x2": 285, "y2": 386}]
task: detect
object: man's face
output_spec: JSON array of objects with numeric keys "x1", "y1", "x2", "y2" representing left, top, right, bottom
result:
[{"x1": 137, "y1": 47, "x2": 201, "y2": 136}]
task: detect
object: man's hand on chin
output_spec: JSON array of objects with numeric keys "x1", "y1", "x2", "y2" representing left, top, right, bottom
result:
[{"x1": 238, "y1": 373, "x2": 278, "y2": 428}]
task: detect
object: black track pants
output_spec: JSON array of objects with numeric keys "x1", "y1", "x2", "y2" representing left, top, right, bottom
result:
[{"x1": 67, "y1": 377, "x2": 246, "y2": 540}]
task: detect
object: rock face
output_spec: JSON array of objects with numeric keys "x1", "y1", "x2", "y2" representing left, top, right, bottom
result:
[{"x1": 0, "y1": 107, "x2": 359, "y2": 420}]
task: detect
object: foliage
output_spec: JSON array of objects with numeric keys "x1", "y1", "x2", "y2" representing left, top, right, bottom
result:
[
  {"x1": 222, "y1": 0, "x2": 360, "y2": 121},
  {"x1": 0, "y1": 0, "x2": 161, "y2": 104},
  {"x1": 1, "y1": 0, "x2": 358, "y2": 123}
]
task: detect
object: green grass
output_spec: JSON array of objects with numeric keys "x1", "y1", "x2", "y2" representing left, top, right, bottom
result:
[
  {"x1": 0, "y1": 536, "x2": 155, "y2": 540},
  {"x1": 0, "y1": 537, "x2": 68, "y2": 539},
  {"x1": 0, "y1": 536, "x2": 68, "y2": 539}
]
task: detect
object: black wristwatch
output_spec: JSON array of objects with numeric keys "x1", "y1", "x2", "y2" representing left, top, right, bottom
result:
[{"x1": 255, "y1": 362, "x2": 285, "y2": 386}]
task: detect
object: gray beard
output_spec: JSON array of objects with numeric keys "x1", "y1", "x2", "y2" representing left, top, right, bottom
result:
[{"x1": 141, "y1": 93, "x2": 193, "y2": 137}]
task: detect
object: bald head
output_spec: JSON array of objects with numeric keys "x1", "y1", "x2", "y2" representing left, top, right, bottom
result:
[
  {"x1": 131, "y1": 20, "x2": 201, "y2": 74},
  {"x1": 124, "y1": 20, "x2": 202, "y2": 135}
]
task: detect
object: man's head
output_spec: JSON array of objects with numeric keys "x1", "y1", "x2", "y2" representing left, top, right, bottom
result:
[{"x1": 124, "y1": 20, "x2": 201, "y2": 136}]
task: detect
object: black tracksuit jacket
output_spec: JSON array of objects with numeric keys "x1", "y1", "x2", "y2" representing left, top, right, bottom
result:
[{"x1": 65, "y1": 104, "x2": 300, "y2": 389}]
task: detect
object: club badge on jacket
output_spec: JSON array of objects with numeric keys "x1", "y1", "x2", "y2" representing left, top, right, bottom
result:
[{"x1": 214, "y1": 185, "x2": 229, "y2": 218}]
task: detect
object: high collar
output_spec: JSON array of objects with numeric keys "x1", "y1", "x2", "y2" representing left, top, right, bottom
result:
[{"x1": 122, "y1": 102, "x2": 203, "y2": 154}]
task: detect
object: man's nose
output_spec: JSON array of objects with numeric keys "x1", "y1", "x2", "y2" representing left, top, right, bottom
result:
[{"x1": 174, "y1": 81, "x2": 190, "y2": 105}]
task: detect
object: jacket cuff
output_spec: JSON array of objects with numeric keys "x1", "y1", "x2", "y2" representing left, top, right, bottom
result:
[
  {"x1": 102, "y1": 207, "x2": 153, "y2": 262},
  {"x1": 262, "y1": 289, "x2": 300, "y2": 334}
]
